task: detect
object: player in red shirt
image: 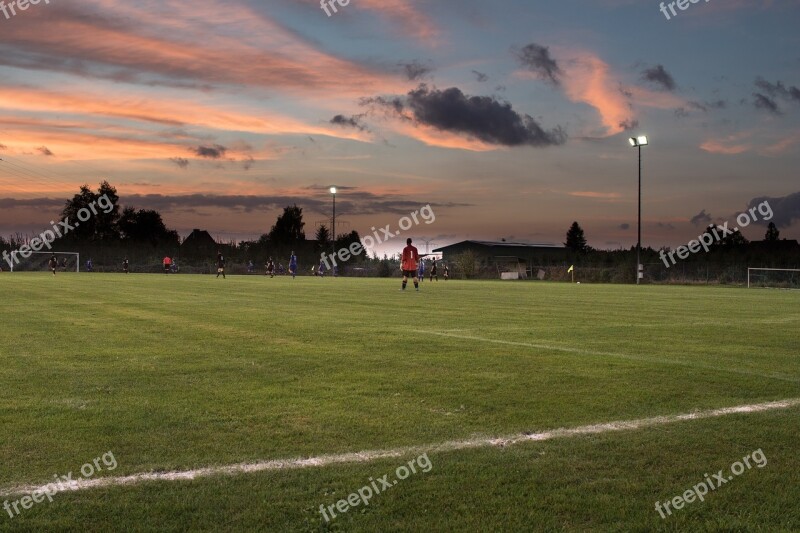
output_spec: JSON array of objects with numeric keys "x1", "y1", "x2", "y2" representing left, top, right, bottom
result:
[{"x1": 400, "y1": 238, "x2": 420, "y2": 291}]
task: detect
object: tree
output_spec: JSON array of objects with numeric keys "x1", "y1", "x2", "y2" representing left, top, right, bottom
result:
[
  {"x1": 335, "y1": 230, "x2": 363, "y2": 260},
  {"x1": 267, "y1": 205, "x2": 305, "y2": 245},
  {"x1": 765, "y1": 222, "x2": 780, "y2": 242},
  {"x1": 564, "y1": 221, "x2": 587, "y2": 253},
  {"x1": 452, "y1": 250, "x2": 477, "y2": 279},
  {"x1": 118, "y1": 207, "x2": 179, "y2": 247},
  {"x1": 315, "y1": 224, "x2": 331, "y2": 252},
  {"x1": 60, "y1": 181, "x2": 121, "y2": 241}
]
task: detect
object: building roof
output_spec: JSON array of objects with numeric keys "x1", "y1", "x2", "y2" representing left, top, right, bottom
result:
[{"x1": 433, "y1": 240, "x2": 564, "y2": 252}]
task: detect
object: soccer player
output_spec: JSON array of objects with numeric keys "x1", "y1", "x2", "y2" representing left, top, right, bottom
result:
[
  {"x1": 123, "y1": 258, "x2": 129, "y2": 274},
  {"x1": 430, "y1": 259, "x2": 438, "y2": 282},
  {"x1": 401, "y1": 238, "x2": 420, "y2": 291},
  {"x1": 60, "y1": 257, "x2": 67, "y2": 272},
  {"x1": 418, "y1": 258, "x2": 425, "y2": 283},
  {"x1": 443, "y1": 264, "x2": 449, "y2": 280},
  {"x1": 289, "y1": 252, "x2": 298, "y2": 279},
  {"x1": 48, "y1": 254, "x2": 58, "y2": 276},
  {"x1": 163, "y1": 256, "x2": 171, "y2": 274},
  {"x1": 216, "y1": 252, "x2": 226, "y2": 279},
  {"x1": 266, "y1": 257, "x2": 275, "y2": 278},
  {"x1": 318, "y1": 260, "x2": 326, "y2": 277}
]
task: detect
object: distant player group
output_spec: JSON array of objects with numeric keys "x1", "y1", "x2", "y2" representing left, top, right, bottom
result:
[{"x1": 41, "y1": 240, "x2": 450, "y2": 285}]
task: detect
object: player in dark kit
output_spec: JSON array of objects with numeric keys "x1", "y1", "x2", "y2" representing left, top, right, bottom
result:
[
  {"x1": 430, "y1": 259, "x2": 438, "y2": 282},
  {"x1": 216, "y1": 252, "x2": 226, "y2": 279},
  {"x1": 123, "y1": 258, "x2": 129, "y2": 274},
  {"x1": 443, "y1": 264, "x2": 449, "y2": 280},
  {"x1": 401, "y1": 238, "x2": 420, "y2": 291},
  {"x1": 266, "y1": 258, "x2": 275, "y2": 278},
  {"x1": 48, "y1": 254, "x2": 58, "y2": 276},
  {"x1": 289, "y1": 252, "x2": 298, "y2": 279}
]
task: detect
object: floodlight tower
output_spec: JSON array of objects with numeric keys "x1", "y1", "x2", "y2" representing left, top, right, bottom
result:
[
  {"x1": 628, "y1": 135, "x2": 648, "y2": 285},
  {"x1": 330, "y1": 187, "x2": 337, "y2": 261}
]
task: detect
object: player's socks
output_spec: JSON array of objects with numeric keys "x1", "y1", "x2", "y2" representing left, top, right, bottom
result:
[
  {"x1": 402, "y1": 280, "x2": 407, "y2": 290},
  {"x1": 414, "y1": 282, "x2": 419, "y2": 290}
]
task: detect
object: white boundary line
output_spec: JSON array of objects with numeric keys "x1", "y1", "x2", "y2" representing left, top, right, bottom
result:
[
  {"x1": 2, "y1": 397, "x2": 799, "y2": 498},
  {"x1": 422, "y1": 331, "x2": 800, "y2": 384}
]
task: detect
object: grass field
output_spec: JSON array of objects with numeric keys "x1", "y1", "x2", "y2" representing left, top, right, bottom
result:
[{"x1": 0, "y1": 273, "x2": 798, "y2": 532}]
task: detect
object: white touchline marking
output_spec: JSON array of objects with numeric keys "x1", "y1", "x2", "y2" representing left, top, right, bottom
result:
[
  {"x1": 423, "y1": 331, "x2": 800, "y2": 384},
  {"x1": 1, "y1": 398, "x2": 799, "y2": 498}
]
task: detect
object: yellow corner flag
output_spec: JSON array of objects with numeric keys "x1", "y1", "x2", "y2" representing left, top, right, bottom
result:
[{"x1": 567, "y1": 265, "x2": 574, "y2": 273}]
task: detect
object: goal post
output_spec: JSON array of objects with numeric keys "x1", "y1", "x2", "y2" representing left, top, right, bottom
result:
[
  {"x1": 747, "y1": 268, "x2": 800, "y2": 289},
  {"x1": 8, "y1": 251, "x2": 80, "y2": 273}
]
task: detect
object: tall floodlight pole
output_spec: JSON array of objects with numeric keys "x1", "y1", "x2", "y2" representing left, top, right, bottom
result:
[
  {"x1": 628, "y1": 136, "x2": 648, "y2": 285},
  {"x1": 330, "y1": 187, "x2": 337, "y2": 263}
]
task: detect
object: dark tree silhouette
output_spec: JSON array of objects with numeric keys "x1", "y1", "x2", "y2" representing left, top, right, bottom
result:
[
  {"x1": 315, "y1": 224, "x2": 331, "y2": 251},
  {"x1": 564, "y1": 221, "x2": 588, "y2": 252},
  {"x1": 765, "y1": 222, "x2": 780, "y2": 242},
  {"x1": 118, "y1": 207, "x2": 179, "y2": 246},
  {"x1": 267, "y1": 204, "x2": 305, "y2": 245},
  {"x1": 60, "y1": 181, "x2": 121, "y2": 241}
]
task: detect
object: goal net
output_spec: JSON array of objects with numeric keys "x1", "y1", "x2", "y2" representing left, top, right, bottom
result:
[
  {"x1": 5, "y1": 251, "x2": 80, "y2": 273},
  {"x1": 747, "y1": 268, "x2": 800, "y2": 289}
]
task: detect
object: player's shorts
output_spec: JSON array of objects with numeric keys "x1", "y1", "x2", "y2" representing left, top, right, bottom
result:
[
  {"x1": 217, "y1": 267, "x2": 224, "y2": 273},
  {"x1": 402, "y1": 270, "x2": 417, "y2": 277}
]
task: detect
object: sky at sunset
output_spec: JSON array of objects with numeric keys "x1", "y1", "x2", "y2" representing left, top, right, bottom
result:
[{"x1": 1, "y1": 0, "x2": 799, "y2": 252}]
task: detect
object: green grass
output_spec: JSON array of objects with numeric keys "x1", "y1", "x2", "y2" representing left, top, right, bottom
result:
[{"x1": 0, "y1": 273, "x2": 798, "y2": 531}]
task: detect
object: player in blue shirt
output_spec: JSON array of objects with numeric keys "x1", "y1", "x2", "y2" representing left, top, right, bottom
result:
[
  {"x1": 418, "y1": 258, "x2": 425, "y2": 283},
  {"x1": 289, "y1": 252, "x2": 298, "y2": 279}
]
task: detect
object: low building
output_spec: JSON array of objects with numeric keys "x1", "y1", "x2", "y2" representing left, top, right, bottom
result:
[{"x1": 432, "y1": 240, "x2": 567, "y2": 277}]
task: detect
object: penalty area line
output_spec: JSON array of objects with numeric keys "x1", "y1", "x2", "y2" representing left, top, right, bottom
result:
[
  {"x1": 1, "y1": 398, "x2": 799, "y2": 498},
  {"x1": 422, "y1": 331, "x2": 800, "y2": 384}
]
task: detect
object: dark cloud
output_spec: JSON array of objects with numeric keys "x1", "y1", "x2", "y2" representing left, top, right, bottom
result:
[
  {"x1": 0, "y1": 197, "x2": 64, "y2": 209},
  {"x1": 192, "y1": 144, "x2": 227, "y2": 159},
  {"x1": 119, "y1": 193, "x2": 470, "y2": 217},
  {"x1": 746, "y1": 192, "x2": 800, "y2": 228},
  {"x1": 364, "y1": 84, "x2": 566, "y2": 147},
  {"x1": 674, "y1": 100, "x2": 726, "y2": 118},
  {"x1": 514, "y1": 43, "x2": 562, "y2": 85},
  {"x1": 618, "y1": 119, "x2": 639, "y2": 131},
  {"x1": 241, "y1": 155, "x2": 255, "y2": 171},
  {"x1": 170, "y1": 157, "x2": 189, "y2": 169},
  {"x1": 37, "y1": 146, "x2": 54, "y2": 156},
  {"x1": 656, "y1": 222, "x2": 675, "y2": 230},
  {"x1": 0, "y1": 143, "x2": 7, "y2": 150},
  {"x1": 472, "y1": 70, "x2": 489, "y2": 83},
  {"x1": 690, "y1": 209, "x2": 712, "y2": 227},
  {"x1": 753, "y1": 93, "x2": 781, "y2": 115},
  {"x1": 619, "y1": 223, "x2": 630, "y2": 230},
  {"x1": 399, "y1": 60, "x2": 433, "y2": 81},
  {"x1": 755, "y1": 77, "x2": 800, "y2": 103},
  {"x1": 330, "y1": 114, "x2": 368, "y2": 131},
  {"x1": 641, "y1": 65, "x2": 676, "y2": 92}
]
